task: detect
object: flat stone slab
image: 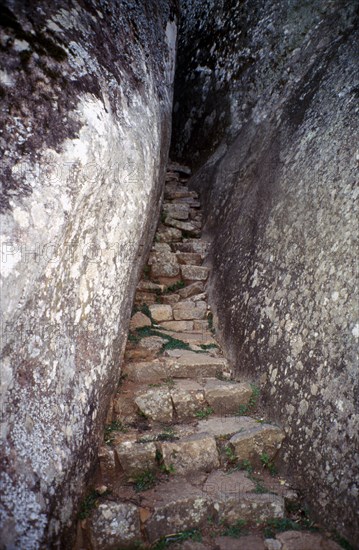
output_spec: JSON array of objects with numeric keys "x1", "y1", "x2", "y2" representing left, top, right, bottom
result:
[
  {"x1": 204, "y1": 379, "x2": 252, "y2": 415},
  {"x1": 196, "y1": 416, "x2": 257, "y2": 438},
  {"x1": 216, "y1": 535, "x2": 266, "y2": 549},
  {"x1": 88, "y1": 501, "x2": 140, "y2": 549},
  {"x1": 129, "y1": 311, "x2": 152, "y2": 330},
  {"x1": 156, "y1": 226, "x2": 182, "y2": 242},
  {"x1": 275, "y1": 531, "x2": 342, "y2": 550},
  {"x1": 115, "y1": 439, "x2": 157, "y2": 476},
  {"x1": 181, "y1": 265, "x2": 209, "y2": 281},
  {"x1": 160, "y1": 432, "x2": 219, "y2": 475},
  {"x1": 123, "y1": 360, "x2": 169, "y2": 383},
  {"x1": 160, "y1": 330, "x2": 217, "y2": 346},
  {"x1": 170, "y1": 379, "x2": 206, "y2": 419},
  {"x1": 163, "y1": 203, "x2": 190, "y2": 220},
  {"x1": 203, "y1": 470, "x2": 256, "y2": 497},
  {"x1": 173, "y1": 300, "x2": 207, "y2": 320},
  {"x1": 160, "y1": 320, "x2": 194, "y2": 332},
  {"x1": 178, "y1": 281, "x2": 204, "y2": 298},
  {"x1": 134, "y1": 387, "x2": 173, "y2": 422},
  {"x1": 166, "y1": 350, "x2": 229, "y2": 378},
  {"x1": 230, "y1": 422, "x2": 285, "y2": 462},
  {"x1": 149, "y1": 304, "x2": 173, "y2": 322},
  {"x1": 176, "y1": 252, "x2": 203, "y2": 265},
  {"x1": 174, "y1": 240, "x2": 210, "y2": 257},
  {"x1": 142, "y1": 479, "x2": 213, "y2": 543}
]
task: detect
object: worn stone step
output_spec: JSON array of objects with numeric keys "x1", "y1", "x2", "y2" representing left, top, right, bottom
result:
[
  {"x1": 165, "y1": 350, "x2": 230, "y2": 379},
  {"x1": 159, "y1": 330, "x2": 217, "y2": 346},
  {"x1": 177, "y1": 280, "x2": 205, "y2": 298},
  {"x1": 141, "y1": 479, "x2": 212, "y2": 543},
  {"x1": 203, "y1": 378, "x2": 252, "y2": 415},
  {"x1": 203, "y1": 470, "x2": 285, "y2": 522},
  {"x1": 123, "y1": 359, "x2": 169, "y2": 383},
  {"x1": 87, "y1": 501, "x2": 141, "y2": 549},
  {"x1": 163, "y1": 202, "x2": 190, "y2": 220},
  {"x1": 181, "y1": 265, "x2": 209, "y2": 282},
  {"x1": 131, "y1": 378, "x2": 252, "y2": 422},
  {"x1": 160, "y1": 432, "x2": 220, "y2": 475},
  {"x1": 175, "y1": 251, "x2": 203, "y2": 265},
  {"x1": 229, "y1": 421, "x2": 285, "y2": 464},
  {"x1": 173, "y1": 239, "x2": 210, "y2": 257},
  {"x1": 173, "y1": 300, "x2": 207, "y2": 320}
]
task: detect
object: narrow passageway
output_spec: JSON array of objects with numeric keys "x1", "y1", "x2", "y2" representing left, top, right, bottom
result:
[{"x1": 74, "y1": 164, "x2": 342, "y2": 550}]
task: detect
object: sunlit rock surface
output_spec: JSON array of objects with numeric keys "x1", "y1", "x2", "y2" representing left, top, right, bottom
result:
[
  {"x1": 173, "y1": 0, "x2": 358, "y2": 545},
  {"x1": 0, "y1": 1, "x2": 177, "y2": 547}
]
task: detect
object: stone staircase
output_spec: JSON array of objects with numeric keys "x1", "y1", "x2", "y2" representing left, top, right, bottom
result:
[{"x1": 75, "y1": 164, "x2": 342, "y2": 550}]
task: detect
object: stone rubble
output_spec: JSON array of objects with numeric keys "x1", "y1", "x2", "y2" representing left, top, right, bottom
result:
[{"x1": 76, "y1": 163, "x2": 342, "y2": 550}]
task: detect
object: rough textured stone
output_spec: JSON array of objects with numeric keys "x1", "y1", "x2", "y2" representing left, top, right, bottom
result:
[
  {"x1": 181, "y1": 265, "x2": 209, "y2": 281},
  {"x1": 275, "y1": 531, "x2": 342, "y2": 550},
  {"x1": 137, "y1": 280, "x2": 166, "y2": 292},
  {"x1": 88, "y1": 501, "x2": 140, "y2": 550},
  {"x1": 163, "y1": 203, "x2": 190, "y2": 220},
  {"x1": 0, "y1": 1, "x2": 177, "y2": 547},
  {"x1": 204, "y1": 379, "x2": 252, "y2": 415},
  {"x1": 150, "y1": 252, "x2": 180, "y2": 278},
  {"x1": 167, "y1": 350, "x2": 229, "y2": 378},
  {"x1": 142, "y1": 480, "x2": 213, "y2": 543},
  {"x1": 130, "y1": 312, "x2": 152, "y2": 331},
  {"x1": 173, "y1": 300, "x2": 207, "y2": 320},
  {"x1": 161, "y1": 294, "x2": 181, "y2": 305},
  {"x1": 176, "y1": 252, "x2": 203, "y2": 265},
  {"x1": 98, "y1": 446, "x2": 116, "y2": 480},
  {"x1": 178, "y1": 281, "x2": 205, "y2": 298},
  {"x1": 160, "y1": 320, "x2": 194, "y2": 332},
  {"x1": 160, "y1": 433, "x2": 219, "y2": 474},
  {"x1": 170, "y1": 379, "x2": 206, "y2": 419},
  {"x1": 134, "y1": 387, "x2": 173, "y2": 423},
  {"x1": 123, "y1": 360, "x2": 169, "y2": 383},
  {"x1": 196, "y1": 416, "x2": 257, "y2": 439},
  {"x1": 173, "y1": 240, "x2": 210, "y2": 257},
  {"x1": 230, "y1": 422, "x2": 285, "y2": 463},
  {"x1": 203, "y1": 470, "x2": 256, "y2": 497},
  {"x1": 156, "y1": 226, "x2": 183, "y2": 242},
  {"x1": 173, "y1": 1, "x2": 359, "y2": 543},
  {"x1": 115, "y1": 440, "x2": 157, "y2": 477},
  {"x1": 216, "y1": 536, "x2": 266, "y2": 550},
  {"x1": 149, "y1": 304, "x2": 173, "y2": 322}
]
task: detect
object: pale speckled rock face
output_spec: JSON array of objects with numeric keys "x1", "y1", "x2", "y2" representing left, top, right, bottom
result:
[
  {"x1": 173, "y1": 0, "x2": 358, "y2": 545},
  {"x1": 0, "y1": 1, "x2": 177, "y2": 548}
]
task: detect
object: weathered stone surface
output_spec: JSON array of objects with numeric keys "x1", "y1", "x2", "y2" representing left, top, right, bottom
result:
[
  {"x1": 193, "y1": 320, "x2": 210, "y2": 331},
  {"x1": 174, "y1": 0, "x2": 359, "y2": 543},
  {"x1": 156, "y1": 226, "x2": 183, "y2": 242},
  {"x1": 115, "y1": 440, "x2": 157, "y2": 476},
  {"x1": 149, "y1": 304, "x2": 173, "y2": 322},
  {"x1": 167, "y1": 350, "x2": 229, "y2": 378},
  {"x1": 161, "y1": 294, "x2": 181, "y2": 305},
  {"x1": 203, "y1": 470, "x2": 255, "y2": 497},
  {"x1": 88, "y1": 501, "x2": 140, "y2": 549},
  {"x1": 161, "y1": 331, "x2": 217, "y2": 346},
  {"x1": 173, "y1": 240, "x2": 210, "y2": 257},
  {"x1": 170, "y1": 379, "x2": 206, "y2": 419},
  {"x1": 178, "y1": 281, "x2": 205, "y2": 298},
  {"x1": 150, "y1": 253, "x2": 180, "y2": 278},
  {"x1": 163, "y1": 203, "x2": 190, "y2": 220},
  {"x1": 137, "y1": 280, "x2": 166, "y2": 292},
  {"x1": 165, "y1": 217, "x2": 200, "y2": 234},
  {"x1": 134, "y1": 290, "x2": 158, "y2": 305},
  {"x1": 204, "y1": 379, "x2": 252, "y2": 415},
  {"x1": 160, "y1": 433, "x2": 219, "y2": 474},
  {"x1": 230, "y1": 422, "x2": 285, "y2": 463},
  {"x1": 134, "y1": 387, "x2": 173, "y2": 423},
  {"x1": 173, "y1": 300, "x2": 207, "y2": 320},
  {"x1": 181, "y1": 265, "x2": 209, "y2": 281},
  {"x1": 160, "y1": 320, "x2": 194, "y2": 332},
  {"x1": 113, "y1": 395, "x2": 138, "y2": 425},
  {"x1": 130, "y1": 312, "x2": 152, "y2": 331},
  {"x1": 142, "y1": 480, "x2": 213, "y2": 543},
  {"x1": 196, "y1": 416, "x2": 256, "y2": 439},
  {"x1": 176, "y1": 252, "x2": 203, "y2": 265},
  {"x1": 275, "y1": 531, "x2": 342, "y2": 550},
  {"x1": 0, "y1": 1, "x2": 177, "y2": 547},
  {"x1": 216, "y1": 536, "x2": 266, "y2": 550},
  {"x1": 98, "y1": 446, "x2": 116, "y2": 480},
  {"x1": 123, "y1": 360, "x2": 168, "y2": 383}
]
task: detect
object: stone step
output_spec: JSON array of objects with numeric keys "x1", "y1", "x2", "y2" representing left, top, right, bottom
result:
[
  {"x1": 172, "y1": 239, "x2": 210, "y2": 257},
  {"x1": 175, "y1": 251, "x2": 203, "y2": 265},
  {"x1": 181, "y1": 265, "x2": 209, "y2": 282},
  {"x1": 85, "y1": 470, "x2": 286, "y2": 548},
  {"x1": 165, "y1": 350, "x2": 231, "y2": 379},
  {"x1": 158, "y1": 330, "x2": 216, "y2": 346},
  {"x1": 131, "y1": 378, "x2": 252, "y2": 422},
  {"x1": 160, "y1": 432, "x2": 220, "y2": 475}
]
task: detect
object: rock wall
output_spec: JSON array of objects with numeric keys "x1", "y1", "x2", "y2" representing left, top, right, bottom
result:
[
  {"x1": 173, "y1": 0, "x2": 359, "y2": 545},
  {"x1": 0, "y1": 1, "x2": 177, "y2": 548}
]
